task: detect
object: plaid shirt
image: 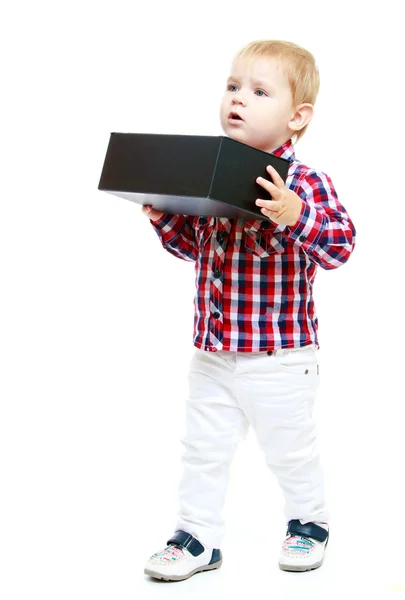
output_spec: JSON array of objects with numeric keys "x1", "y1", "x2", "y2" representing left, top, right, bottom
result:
[{"x1": 149, "y1": 138, "x2": 356, "y2": 352}]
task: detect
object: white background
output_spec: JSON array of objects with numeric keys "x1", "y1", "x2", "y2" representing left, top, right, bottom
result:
[{"x1": 1, "y1": 0, "x2": 404, "y2": 598}]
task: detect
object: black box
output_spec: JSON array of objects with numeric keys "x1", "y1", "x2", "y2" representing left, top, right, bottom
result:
[{"x1": 98, "y1": 132, "x2": 290, "y2": 219}]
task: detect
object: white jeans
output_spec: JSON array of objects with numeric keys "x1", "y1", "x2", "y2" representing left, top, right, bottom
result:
[{"x1": 173, "y1": 344, "x2": 329, "y2": 549}]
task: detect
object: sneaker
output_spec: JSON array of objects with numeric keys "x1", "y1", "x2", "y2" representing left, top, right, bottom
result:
[
  {"x1": 144, "y1": 530, "x2": 223, "y2": 581},
  {"x1": 278, "y1": 520, "x2": 329, "y2": 572}
]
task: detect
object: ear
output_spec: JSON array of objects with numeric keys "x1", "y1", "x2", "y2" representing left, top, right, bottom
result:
[{"x1": 288, "y1": 103, "x2": 314, "y2": 133}]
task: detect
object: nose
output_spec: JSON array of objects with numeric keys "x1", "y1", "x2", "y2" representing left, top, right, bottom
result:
[
  {"x1": 232, "y1": 95, "x2": 245, "y2": 106},
  {"x1": 232, "y1": 90, "x2": 246, "y2": 106}
]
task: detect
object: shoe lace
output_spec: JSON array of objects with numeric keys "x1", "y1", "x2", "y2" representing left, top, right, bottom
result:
[
  {"x1": 284, "y1": 534, "x2": 315, "y2": 550},
  {"x1": 154, "y1": 544, "x2": 185, "y2": 562}
]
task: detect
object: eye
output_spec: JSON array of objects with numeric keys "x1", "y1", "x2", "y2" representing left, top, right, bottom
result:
[
  {"x1": 255, "y1": 89, "x2": 267, "y2": 97},
  {"x1": 227, "y1": 84, "x2": 237, "y2": 92}
]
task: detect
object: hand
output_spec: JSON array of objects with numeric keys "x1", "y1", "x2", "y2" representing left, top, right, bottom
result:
[
  {"x1": 255, "y1": 165, "x2": 302, "y2": 226},
  {"x1": 141, "y1": 204, "x2": 165, "y2": 222}
]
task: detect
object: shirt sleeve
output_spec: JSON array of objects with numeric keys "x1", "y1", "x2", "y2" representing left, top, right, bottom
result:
[
  {"x1": 149, "y1": 213, "x2": 198, "y2": 262},
  {"x1": 285, "y1": 170, "x2": 357, "y2": 270}
]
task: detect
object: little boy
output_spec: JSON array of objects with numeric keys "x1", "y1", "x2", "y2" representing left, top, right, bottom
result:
[{"x1": 142, "y1": 39, "x2": 356, "y2": 581}]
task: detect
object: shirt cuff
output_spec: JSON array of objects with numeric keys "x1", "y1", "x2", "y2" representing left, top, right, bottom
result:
[
  {"x1": 150, "y1": 213, "x2": 185, "y2": 244},
  {"x1": 285, "y1": 200, "x2": 326, "y2": 248}
]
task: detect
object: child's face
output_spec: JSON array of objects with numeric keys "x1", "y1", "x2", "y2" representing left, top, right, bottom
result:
[{"x1": 219, "y1": 55, "x2": 298, "y2": 153}]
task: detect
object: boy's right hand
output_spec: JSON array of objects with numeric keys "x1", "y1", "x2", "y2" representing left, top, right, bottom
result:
[{"x1": 141, "y1": 204, "x2": 165, "y2": 222}]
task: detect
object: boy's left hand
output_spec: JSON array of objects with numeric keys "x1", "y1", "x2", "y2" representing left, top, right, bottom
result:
[{"x1": 255, "y1": 164, "x2": 302, "y2": 226}]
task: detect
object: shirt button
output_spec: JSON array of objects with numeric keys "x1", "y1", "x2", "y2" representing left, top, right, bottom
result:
[
  {"x1": 218, "y1": 232, "x2": 226, "y2": 242},
  {"x1": 267, "y1": 350, "x2": 274, "y2": 356},
  {"x1": 214, "y1": 268, "x2": 221, "y2": 278},
  {"x1": 299, "y1": 234, "x2": 307, "y2": 242},
  {"x1": 261, "y1": 221, "x2": 270, "y2": 230},
  {"x1": 213, "y1": 312, "x2": 220, "y2": 319}
]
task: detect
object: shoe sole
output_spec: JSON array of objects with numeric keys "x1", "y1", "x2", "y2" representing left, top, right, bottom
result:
[
  {"x1": 144, "y1": 558, "x2": 223, "y2": 581},
  {"x1": 278, "y1": 557, "x2": 324, "y2": 572}
]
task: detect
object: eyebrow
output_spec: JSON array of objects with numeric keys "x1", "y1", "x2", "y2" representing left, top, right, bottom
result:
[{"x1": 227, "y1": 76, "x2": 274, "y2": 89}]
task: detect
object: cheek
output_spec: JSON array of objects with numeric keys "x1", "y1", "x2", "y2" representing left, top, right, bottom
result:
[{"x1": 219, "y1": 100, "x2": 228, "y2": 120}]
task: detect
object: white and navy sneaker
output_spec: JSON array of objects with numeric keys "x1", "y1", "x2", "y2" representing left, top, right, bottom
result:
[
  {"x1": 144, "y1": 530, "x2": 223, "y2": 581},
  {"x1": 278, "y1": 520, "x2": 329, "y2": 572}
]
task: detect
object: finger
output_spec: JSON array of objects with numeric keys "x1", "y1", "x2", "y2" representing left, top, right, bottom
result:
[
  {"x1": 256, "y1": 176, "x2": 278, "y2": 194},
  {"x1": 256, "y1": 185, "x2": 280, "y2": 204},
  {"x1": 258, "y1": 200, "x2": 282, "y2": 213},
  {"x1": 266, "y1": 164, "x2": 285, "y2": 187}
]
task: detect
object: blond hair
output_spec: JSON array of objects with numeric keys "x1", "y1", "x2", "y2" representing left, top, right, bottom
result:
[{"x1": 234, "y1": 40, "x2": 320, "y2": 143}]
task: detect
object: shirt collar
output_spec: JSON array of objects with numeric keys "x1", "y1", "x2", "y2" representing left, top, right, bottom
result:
[{"x1": 271, "y1": 138, "x2": 296, "y2": 162}]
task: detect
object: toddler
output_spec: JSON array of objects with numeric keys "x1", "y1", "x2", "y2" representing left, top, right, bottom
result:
[{"x1": 142, "y1": 39, "x2": 356, "y2": 581}]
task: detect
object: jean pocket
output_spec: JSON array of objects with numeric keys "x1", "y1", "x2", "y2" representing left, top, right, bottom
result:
[{"x1": 275, "y1": 346, "x2": 318, "y2": 377}]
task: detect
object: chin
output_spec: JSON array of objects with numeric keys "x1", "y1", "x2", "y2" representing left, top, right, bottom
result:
[{"x1": 226, "y1": 131, "x2": 246, "y2": 144}]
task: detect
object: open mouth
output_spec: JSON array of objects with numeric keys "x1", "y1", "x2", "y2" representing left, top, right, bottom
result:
[{"x1": 228, "y1": 112, "x2": 243, "y2": 121}]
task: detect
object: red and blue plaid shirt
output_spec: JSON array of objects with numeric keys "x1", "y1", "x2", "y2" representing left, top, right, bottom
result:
[{"x1": 149, "y1": 138, "x2": 356, "y2": 352}]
